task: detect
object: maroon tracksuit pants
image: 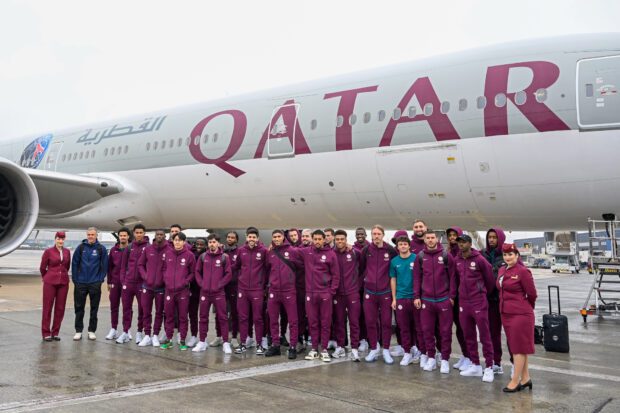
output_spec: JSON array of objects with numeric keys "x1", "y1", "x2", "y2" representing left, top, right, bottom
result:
[
  {"x1": 141, "y1": 288, "x2": 164, "y2": 337},
  {"x1": 199, "y1": 291, "x2": 228, "y2": 342},
  {"x1": 121, "y1": 282, "x2": 144, "y2": 333},
  {"x1": 421, "y1": 299, "x2": 453, "y2": 360},
  {"x1": 267, "y1": 290, "x2": 298, "y2": 347},
  {"x1": 164, "y1": 289, "x2": 190, "y2": 341},
  {"x1": 453, "y1": 296, "x2": 470, "y2": 359},
  {"x1": 459, "y1": 298, "x2": 494, "y2": 367},
  {"x1": 363, "y1": 292, "x2": 392, "y2": 350},
  {"x1": 237, "y1": 289, "x2": 264, "y2": 344},
  {"x1": 297, "y1": 289, "x2": 308, "y2": 341},
  {"x1": 488, "y1": 299, "x2": 503, "y2": 365},
  {"x1": 108, "y1": 282, "x2": 122, "y2": 330},
  {"x1": 394, "y1": 298, "x2": 416, "y2": 353},
  {"x1": 334, "y1": 292, "x2": 361, "y2": 349},
  {"x1": 412, "y1": 305, "x2": 426, "y2": 353},
  {"x1": 305, "y1": 292, "x2": 332, "y2": 350},
  {"x1": 188, "y1": 282, "x2": 200, "y2": 337},
  {"x1": 359, "y1": 289, "x2": 367, "y2": 341},
  {"x1": 215, "y1": 282, "x2": 240, "y2": 338},
  {"x1": 41, "y1": 282, "x2": 69, "y2": 337}
]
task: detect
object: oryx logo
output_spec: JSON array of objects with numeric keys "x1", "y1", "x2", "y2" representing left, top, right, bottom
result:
[{"x1": 20, "y1": 134, "x2": 53, "y2": 168}]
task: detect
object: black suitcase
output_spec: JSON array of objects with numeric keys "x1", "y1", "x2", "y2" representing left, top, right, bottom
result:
[{"x1": 543, "y1": 285, "x2": 570, "y2": 353}]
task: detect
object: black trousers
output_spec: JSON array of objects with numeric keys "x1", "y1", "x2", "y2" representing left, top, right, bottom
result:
[{"x1": 74, "y1": 282, "x2": 102, "y2": 333}]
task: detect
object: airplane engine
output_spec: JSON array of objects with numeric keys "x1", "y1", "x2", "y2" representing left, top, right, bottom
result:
[{"x1": 0, "y1": 157, "x2": 39, "y2": 257}]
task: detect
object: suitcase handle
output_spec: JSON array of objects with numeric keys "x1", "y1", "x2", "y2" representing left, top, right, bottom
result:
[{"x1": 548, "y1": 285, "x2": 561, "y2": 315}]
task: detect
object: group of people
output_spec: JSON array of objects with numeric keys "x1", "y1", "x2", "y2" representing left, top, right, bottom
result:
[{"x1": 39, "y1": 221, "x2": 538, "y2": 393}]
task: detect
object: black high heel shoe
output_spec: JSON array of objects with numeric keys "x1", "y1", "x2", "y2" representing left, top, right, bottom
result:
[
  {"x1": 502, "y1": 383, "x2": 522, "y2": 393},
  {"x1": 520, "y1": 379, "x2": 533, "y2": 390}
]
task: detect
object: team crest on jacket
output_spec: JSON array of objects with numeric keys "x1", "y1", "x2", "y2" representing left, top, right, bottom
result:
[
  {"x1": 238, "y1": 292, "x2": 243, "y2": 298},
  {"x1": 216, "y1": 259, "x2": 221, "y2": 267},
  {"x1": 270, "y1": 293, "x2": 274, "y2": 298},
  {"x1": 181, "y1": 258, "x2": 186, "y2": 266},
  {"x1": 333, "y1": 299, "x2": 338, "y2": 304},
  {"x1": 470, "y1": 262, "x2": 476, "y2": 267},
  {"x1": 256, "y1": 253, "x2": 262, "y2": 260},
  {"x1": 166, "y1": 296, "x2": 171, "y2": 301},
  {"x1": 438, "y1": 256, "x2": 444, "y2": 263},
  {"x1": 346, "y1": 254, "x2": 351, "y2": 261},
  {"x1": 321, "y1": 255, "x2": 326, "y2": 262},
  {"x1": 384, "y1": 253, "x2": 389, "y2": 260},
  {"x1": 284, "y1": 251, "x2": 289, "y2": 257},
  {"x1": 143, "y1": 289, "x2": 147, "y2": 293}
]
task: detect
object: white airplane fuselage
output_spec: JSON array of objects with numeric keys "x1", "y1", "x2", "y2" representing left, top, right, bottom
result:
[{"x1": 2, "y1": 33, "x2": 620, "y2": 235}]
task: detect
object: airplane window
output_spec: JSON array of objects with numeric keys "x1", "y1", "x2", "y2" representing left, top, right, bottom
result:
[
  {"x1": 85, "y1": 151, "x2": 89, "y2": 159},
  {"x1": 393, "y1": 108, "x2": 401, "y2": 120},
  {"x1": 110, "y1": 147, "x2": 115, "y2": 156},
  {"x1": 73, "y1": 152, "x2": 77, "y2": 160},
  {"x1": 378, "y1": 110, "x2": 386, "y2": 121},
  {"x1": 80, "y1": 152, "x2": 84, "y2": 160},
  {"x1": 495, "y1": 93, "x2": 507, "y2": 108},
  {"x1": 363, "y1": 112, "x2": 371, "y2": 123},
  {"x1": 91, "y1": 150, "x2": 96, "y2": 158},
  {"x1": 310, "y1": 119, "x2": 317, "y2": 130},
  {"x1": 146, "y1": 142, "x2": 151, "y2": 151},
  {"x1": 117, "y1": 146, "x2": 122, "y2": 155},
  {"x1": 193, "y1": 136, "x2": 199, "y2": 146},
  {"x1": 477, "y1": 96, "x2": 487, "y2": 109},
  {"x1": 203, "y1": 134, "x2": 209, "y2": 144},
  {"x1": 213, "y1": 133, "x2": 218, "y2": 143},
  {"x1": 104, "y1": 148, "x2": 109, "y2": 156},
  {"x1": 423, "y1": 103, "x2": 433, "y2": 116},
  {"x1": 62, "y1": 154, "x2": 66, "y2": 162},
  {"x1": 440, "y1": 101, "x2": 450, "y2": 114},
  {"x1": 337, "y1": 115, "x2": 344, "y2": 127},
  {"x1": 153, "y1": 141, "x2": 158, "y2": 150},
  {"x1": 408, "y1": 106, "x2": 416, "y2": 118},
  {"x1": 459, "y1": 99, "x2": 468, "y2": 111},
  {"x1": 515, "y1": 91, "x2": 527, "y2": 106},
  {"x1": 349, "y1": 114, "x2": 357, "y2": 125},
  {"x1": 178, "y1": 138, "x2": 183, "y2": 147},
  {"x1": 169, "y1": 140, "x2": 174, "y2": 148},
  {"x1": 161, "y1": 140, "x2": 166, "y2": 150},
  {"x1": 124, "y1": 145, "x2": 129, "y2": 154},
  {"x1": 186, "y1": 137, "x2": 190, "y2": 146},
  {"x1": 535, "y1": 88, "x2": 547, "y2": 103}
]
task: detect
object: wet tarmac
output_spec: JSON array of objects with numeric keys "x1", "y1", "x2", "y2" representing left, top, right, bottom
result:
[{"x1": 1, "y1": 251, "x2": 620, "y2": 412}]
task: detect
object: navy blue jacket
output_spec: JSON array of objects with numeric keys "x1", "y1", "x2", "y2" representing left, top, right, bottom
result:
[{"x1": 71, "y1": 240, "x2": 108, "y2": 284}]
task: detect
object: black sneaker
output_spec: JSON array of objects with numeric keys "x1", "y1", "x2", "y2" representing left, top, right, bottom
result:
[
  {"x1": 256, "y1": 345, "x2": 266, "y2": 355},
  {"x1": 43, "y1": 336, "x2": 53, "y2": 342},
  {"x1": 265, "y1": 345, "x2": 281, "y2": 357},
  {"x1": 52, "y1": 336, "x2": 61, "y2": 341},
  {"x1": 235, "y1": 344, "x2": 247, "y2": 354},
  {"x1": 280, "y1": 335, "x2": 289, "y2": 347},
  {"x1": 267, "y1": 336, "x2": 273, "y2": 347},
  {"x1": 288, "y1": 347, "x2": 297, "y2": 360}
]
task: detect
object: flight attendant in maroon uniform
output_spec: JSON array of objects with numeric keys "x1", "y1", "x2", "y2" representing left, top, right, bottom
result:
[
  {"x1": 40, "y1": 232, "x2": 71, "y2": 341},
  {"x1": 498, "y1": 243, "x2": 537, "y2": 393}
]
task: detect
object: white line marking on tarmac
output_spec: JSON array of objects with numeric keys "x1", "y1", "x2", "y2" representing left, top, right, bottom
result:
[
  {"x1": 528, "y1": 363, "x2": 620, "y2": 383},
  {"x1": 0, "y1": 358, "x2": 349, "y2": 413}
]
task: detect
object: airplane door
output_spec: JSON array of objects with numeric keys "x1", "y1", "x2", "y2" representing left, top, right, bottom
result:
[
  {"x1": 577, "y1": 55, "x2": 620, "y2": 129},
  {"x1": 267, "y1": 102, "x2": 300, "y2": 158},
  {"x1": 43, "y1": 141, "x2": 63, "y2": 171}
]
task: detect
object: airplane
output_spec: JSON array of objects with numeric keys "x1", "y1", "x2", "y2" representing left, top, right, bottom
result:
[{"x1": 0, "y1": 33, "x2": 619, "y2": 256}]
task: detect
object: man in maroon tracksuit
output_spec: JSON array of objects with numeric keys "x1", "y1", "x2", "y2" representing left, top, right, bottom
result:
[
  {"x1": 446, "y1": 226, "x2": 471, "y2": 371},
  {"x1": 299, "y1": 230, "x2": 340, "y2": 362},
  {"x1": 360, "y1": 225, "x2": 398, "y2": 364},
  {"x1": 455, "y1": 234, "x2": 496, "y2": 383},
  {"x1": 352, "y1": 227, "x2": 369, "y2": 352},
  {"x1": 105, "y1": 227, "x2": 130, "y2": 341},
  {"x1": 137, "y1": 229, "x2": 167, "y2": 347},
  {"x1": 116, "y1": 224, "x2": 148, "y2": 345},
  {"x1": 160, "y1": 232, "x2": 195, "y2": 350},
  {"x1": 193, "y1": 234, "x2": 232, "y2": 354},
  {"x1": 187, "y1": 238, "x2": 207, "y2": 348},
  {"x1": 264, "y1": 230, "x2": 301, "y2": 359},
  {"x1": 212, "y1": 231, "x2": 240, "y2": 347},
  {"x1": 411, "y1": 220, "x2": 427, "y2": 255},
  {"x1": 232, "y1": 227, "x2": 269, "y2": 355},
  {"x1": 413, "y1": 230, "x2": 457, "y2": 374},
  {"x1": 333, "y1": 230, "x2": 362, "y2": 361}
]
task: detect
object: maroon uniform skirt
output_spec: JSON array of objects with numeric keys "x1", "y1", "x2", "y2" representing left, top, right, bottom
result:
[{"x1": 501, "y1": 312, "x2": 535, "y2": 355}]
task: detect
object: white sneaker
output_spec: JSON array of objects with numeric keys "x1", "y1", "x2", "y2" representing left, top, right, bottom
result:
[
  {"x1": 459, "y1": 357, "x2": 473, "y2": 372},
  {"x1": 332, "y1": 346, "x2": 346, "y2": 359},
  {"x1": 116, "y1": 332, "x2": 130, "y2": 344},
  {"x1": 440, "y1": 360, "x2": 450, "y2": 374},
  {"x1": 493, "y1": 364, "x2": 504, "y2": 375},
  {"x1": 460, "y1": 364, "x2": 483, "y2": 377},
  {"x1": 209, "y1": 336, "x2": 224, "y2": 347},
  {"x1": 327, "y1": 340, "x2": 337, "y2": 350},
  {"x1": 320, "y1": 351, "x2": 331, "y2": 362},
  {"x1": 87, "y1": 332, "x2": 96, "y2": 341},
  {"x1": 135, "y1": 331, "x2": 144, "y2": 345},
  {"x1": 138, "y1": 335, "x2": 152, "y2": 347},
  {"x1": 411, "y1": 348, "x2": 422, "y2": 363},
  {"x1": 423, "y1": 357, "x2": 437, "y2": 371},
  {"x1": 152, "y1": 335, "x2": 160, "y2": 347},
  {"x1": 350, "y1": 349, "x2": 360, "y2": 362},
  {"x1": 223, "y1": 342, "x2": 232, "y2": 354},
  {"x1": 389, "y1": 345, "x2": 405, "y2": 357},
  {"x1": 105, "y1": 328, "x2": 118, "y2": 340},
  {"x1": 420, "y1": 354, "x2": 429, "y2": 369},
  {"x1": 73, "y1": 332, "x2": 82, "y2": 341},
  {"x1": 383, "y1": 349, "x2": 394, "y2": 365},
  {"x1": 400, "y1": 353, "x2": 413, "y2": 366},
  {"x1": 453, "y1": 355, "x2": 467, "y2": 369},
  {"x1": 305, "y1": 350, "x2": 319, "y2": 360},
  {"x1": 365, "y1": 348, "x2": 380, "y2": 363},
  {"x1": 482, "y1": 367, "x2": 495, "y2": 383},
  {"x1": 245, "y1": 337, "x2": 256, "y2": 348},
  {"x1": 192, "y1": 341, "x2": 208, "y2": 352},
  {"x1": 186, "y1": 336, "x2": 198, "y2": 348},
  {"x1": 358, "y1": 339, "x2": 369, "y2": 353},
  {"x1": 261, "y1": 337, "x2": 269, "y2": 349}
]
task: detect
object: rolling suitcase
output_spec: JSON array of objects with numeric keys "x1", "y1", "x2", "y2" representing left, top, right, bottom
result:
[{"x1": 543, "y1": 285, "x2": 570, "y2": 353}]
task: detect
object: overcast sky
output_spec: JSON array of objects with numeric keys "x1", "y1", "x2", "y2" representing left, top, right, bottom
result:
[{"x1": 2, "y1": 0, "x2": 618, "y2": 241}]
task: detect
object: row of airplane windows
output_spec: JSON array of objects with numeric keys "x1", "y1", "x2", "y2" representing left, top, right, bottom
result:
[{"x1": 59, "y1": 90, "x2": 549, "y2": 162}]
